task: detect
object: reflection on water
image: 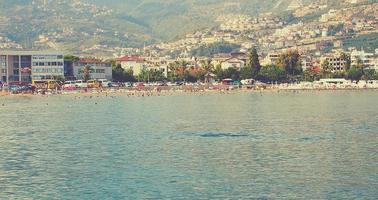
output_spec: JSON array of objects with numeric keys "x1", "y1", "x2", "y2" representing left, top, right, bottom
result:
[{"x1": 0, "y1": 91, "x2": 377, "y2": 199}]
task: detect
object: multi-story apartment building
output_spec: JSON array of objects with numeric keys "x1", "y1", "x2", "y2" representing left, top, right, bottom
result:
[
  {"x1": 72, "y1": 58, "x2": 112, "y2": 80},
  {"x1": 350, "y1": 49, "x2": 376, "y2": 70},
  {"x1": 117, "y1": 55, "x2": 146, "y2": 76},
  {"x1": 0, "y1": 51, "x2": 64, "y2": 83},
  {"x1": 321, "y1": 55, "x2": 348, "y2": 73}
]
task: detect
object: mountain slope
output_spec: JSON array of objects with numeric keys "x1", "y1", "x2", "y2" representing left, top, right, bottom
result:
[{"x1": 0, "y1": 0, "x2": 371, "y2": 53}]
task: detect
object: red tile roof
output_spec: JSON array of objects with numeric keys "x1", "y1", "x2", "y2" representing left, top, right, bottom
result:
[{"x1": 117, "y1": 55, "x2": 144, "y2": 62}]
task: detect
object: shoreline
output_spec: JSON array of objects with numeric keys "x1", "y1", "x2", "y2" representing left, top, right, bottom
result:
[{"x1": 1, "y1": 86, "x2": 377, "y2": 98}]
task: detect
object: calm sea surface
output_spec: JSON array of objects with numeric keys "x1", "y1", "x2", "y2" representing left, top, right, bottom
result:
[{"x1": 0, "y1": 91, "x2": 377, "y2": 199}]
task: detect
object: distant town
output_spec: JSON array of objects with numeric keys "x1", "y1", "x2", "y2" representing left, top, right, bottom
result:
[{"x1": 0, "y1": 0, "x2": 377, "y2": 93}]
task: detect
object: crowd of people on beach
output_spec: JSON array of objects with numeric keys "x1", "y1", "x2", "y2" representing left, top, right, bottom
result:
[{"x1": 1, "y1": 78, "x2": 378, "y2": 97}]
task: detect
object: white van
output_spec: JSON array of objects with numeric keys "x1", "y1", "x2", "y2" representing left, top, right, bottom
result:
[
  {"x1": 75, "y1": 80, "x2": 88, "y2": 88},
  {"x1": 63, "y1": 81, "x2": 77, "y2": 90},
  {"x1": 98, "y1": 79, "x2": 111, "y2": 87}
]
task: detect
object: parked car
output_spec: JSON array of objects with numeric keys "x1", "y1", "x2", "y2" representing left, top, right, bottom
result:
[
  {"x1": 166, "y1": 82, "x2": 177, "y2": 86},
  {"x1": 124, "y1": 82, "x2": 133, "y2": 87},
  {"x1": 111, "y1": 82, "x2": 121, "y2": 87},
  {"x1": 63, "y1": 81, "x2": 77, "y2": 90},
  {"x1": 75, "y1": 80, "x2": 88, "y2": 88},
  {"x1": 98, "y1": 79, "x2": 112, "y2": 87},
  {"x1": 8, "y1": 82, "x2": 35, "y2": 93},
  {"x1": 134, "y1": 82, "x2": 145, "y2": 88},
  {"x1": 241, "y1": 79, "x2": 255, "y2": 85}
]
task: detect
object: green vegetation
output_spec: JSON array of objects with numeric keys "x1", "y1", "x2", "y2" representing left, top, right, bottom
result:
[
  {"x1": 112, "y1": 64, "x2": 136, "y2": 82},
  {"x1": 110, "y1": 48, "x2": 378, "y2": 83},
  {"x1": 64, "y1": 55, "x2": 80, "y2": 62},
  {"x1": 328, "y1": 23, "x2": 344, "y2": 36},
  {"x1": 277, "y1": 50, "x2": 302, "y2": 79},
  {"x1": 82, "y1": 66, "x2": 92, "y2": 82},
  {"x1": 342, "y1": 33, "x2": 378, "y2": 52},
  {"x1": 247, "y1": 48, "x2": 261, "y2": 78},
  {"x1": 137, "y1": 69, "x2": 166, "y2": 82},
  {"x1": 258, "y1": 65, "x2": 286, "y2": 82}
]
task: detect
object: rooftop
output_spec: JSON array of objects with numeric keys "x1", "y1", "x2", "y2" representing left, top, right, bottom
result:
[
  {"x1": 117, "y1": 55, "x2": 144, "y2": 62},
  {"x1": 0, "y1": 50, "x2": 63, "y2": 55},
  {"x1": 77, "y1": 58, "x2": 109, "y2": 64}
]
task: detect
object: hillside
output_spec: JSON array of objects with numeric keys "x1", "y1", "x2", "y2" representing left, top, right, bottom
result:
[
  {"x1": 0, "y1": 0, "x2": 153, "y2": 51},
  {"x1": 0, "y1": 0, "x2": 375, "y2": 55}
]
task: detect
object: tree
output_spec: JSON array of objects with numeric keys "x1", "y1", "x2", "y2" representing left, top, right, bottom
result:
[
  {"x1": 200, "y1": 59, "x2": 214, "y2": 74},
  {"x1": 53, "y1": 75, "x2": 65, "y2": 82},
  {"x1": 149, "y1": 70, "x2": 166, "y2": 82},
  {"x1": 340, "y1": 52, "x2": 351, "y2": 71},
  {"x1": 321, "y1": 60, "x2": 332, "y2": 78},
  {"x1": 277, "y1": 50, "x2": 302, "y2": 78},
  {"x1": 214, "y1": 64, "x2": 224, "y2": 80},
  {"x1": 346, "y1": 67, "x2": 363, "y2": 81},
  {"x1": 223, "y1": 67, "x2": 240, "y2": 81},
  {"x1": 247, "y1": 48, "x2": 261, "y2": 78},
  {"x1": 112, "y1": 64, "x2": 125, "y2": 82},
  {"x1": 364, "y1": 69, "x2": 378, "y2": 80},
  {"x1": 82, "y1": 65, "x2": 92, "y2": 82},
  {"x1": 301, "y1": 70, "x2": 321, "y2": 82},
  {"x1": 354, "y1": 57, "x2": 365, "y2": 70},
  {"x1": 64, "y1": 55, "x2": 80, "y2": 62},
  {"x1": 137, "y1": 69, "x2": 165, "y2": 82},
  {"x1": 183, "y1": 70, "x2": 198, "y2": 82},
  {"x1": 124, "y1": 69, "x2": 136, "y2": 82},
  {"x1": 167, "y1": 61, "x2": 186, "y2": 82},
  {"x1": 327, "y1": 23, "x2": 344, "y2": 36},
  {"x1": 258, "y1": 65, "x2": 286, "y2": 83},
  {"x1": 240, "y1": 67, "x2": 253, "y2": 80}
]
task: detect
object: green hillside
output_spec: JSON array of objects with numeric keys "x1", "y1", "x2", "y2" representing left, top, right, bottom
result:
[{"x1": 0, "y1": 0, "x2": 367, "y2": 52}]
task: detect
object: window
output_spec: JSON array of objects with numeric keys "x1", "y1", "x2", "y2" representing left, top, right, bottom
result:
[
  {"x1": 13, "y1": 56, "x2": 19, "y2": 62},
  {"x1": 96, "y1": 69, "x2": 105, "y2": 73}
]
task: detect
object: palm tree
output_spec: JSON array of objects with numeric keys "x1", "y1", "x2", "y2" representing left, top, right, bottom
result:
[
  {"x1": 321, "y1": 60, "x2": 332, "y2": 78},
  {"x1": 200, "y1": 59, "x2": 214, "y2": 74},
  {"x1": 81, "y1": 65, "x2": 92, "y2": 82}
]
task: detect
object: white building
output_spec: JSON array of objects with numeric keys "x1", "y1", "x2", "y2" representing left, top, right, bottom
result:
[
  {"x1": 117, "y1": 55, "x2": 146, "y2": 76},
  {"x1": 350, "y1": 49, "x2": 376, "y2": 70},
  {"x1": 0, "y1": 50, "x2": 64, "y2": 83},
  {"x1": 73, "y1": 58, "x2": 112, "y2": 80},
  {"x1": 221, "y1": 57, "x2": 245, "y2": 70}
]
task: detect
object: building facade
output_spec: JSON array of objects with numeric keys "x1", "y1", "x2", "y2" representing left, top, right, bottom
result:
[
  {"x1": 117, "y1": 55, "x2": 146, "y2": 76},
  {"x1": 350, "y1": 49, "x2": 376, "y2": 70},
  {"x1": 0, "y1": 51, "x2": 64, "y2": 83},
  {"x1": 221, "y1": 57, "x2": 245, "y2": 70},
  {"x1": 326, "y1": 56, "x2": 347, "y2": 73},
  {"x1": 72, "y1": 59, "x2": 112, "y2": 80}
]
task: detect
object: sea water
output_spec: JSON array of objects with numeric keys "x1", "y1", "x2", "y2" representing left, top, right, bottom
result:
[{"x1": 0, "y1": 91, "x2": 377, "y2": 199}]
